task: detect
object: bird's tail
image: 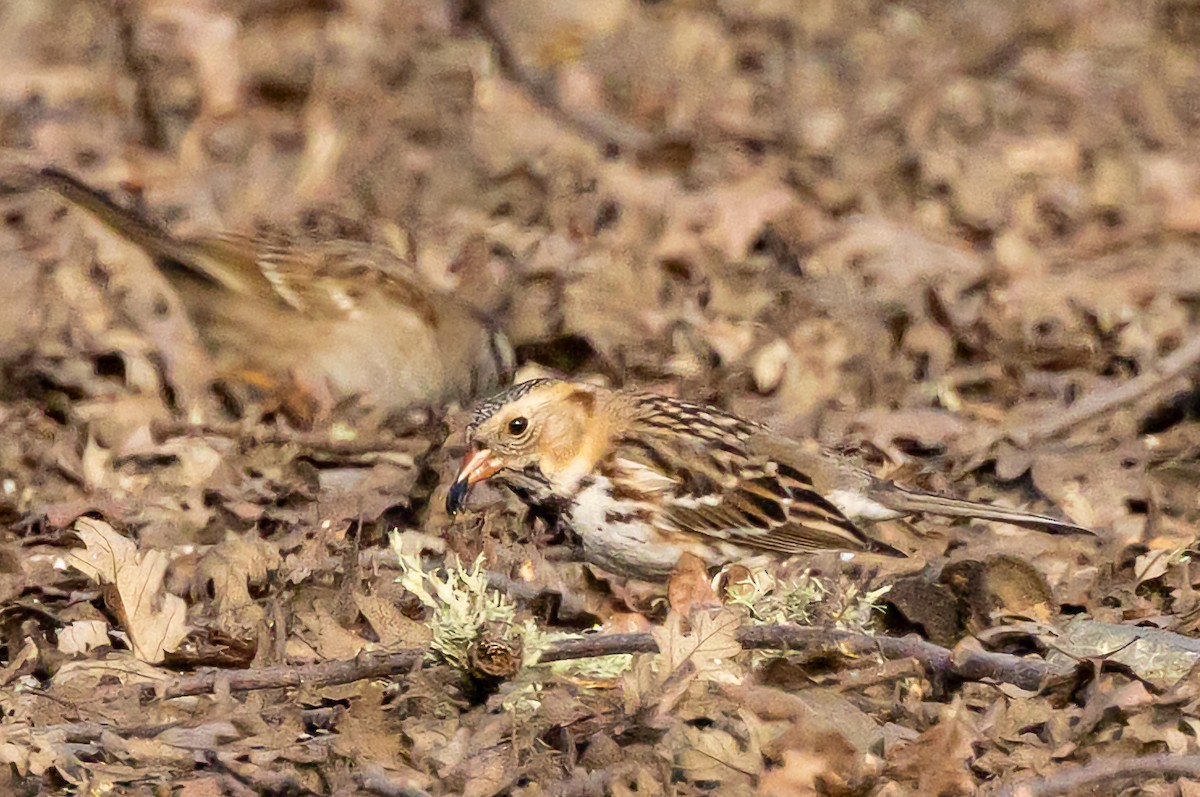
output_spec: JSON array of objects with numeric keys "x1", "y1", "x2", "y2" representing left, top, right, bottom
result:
[
  {"x1": 21, "y1": 166, "x2": 265, "y2": 296},
  {"x1": 33, "y1": 167, "x2": 183, "y2": 262},
  {"x1": 869, "y1": 484, "x2": 1095, "y2": 536}
]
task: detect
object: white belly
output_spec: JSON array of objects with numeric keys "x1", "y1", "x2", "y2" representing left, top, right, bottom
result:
[
  {"x1": 567, "y1": 475, "x2": 767, "y2": 580},
  {"x1": 826, "y1": 489, "x2": 903, "y2": 521}
]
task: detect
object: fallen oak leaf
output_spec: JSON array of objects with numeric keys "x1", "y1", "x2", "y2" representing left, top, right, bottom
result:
[
  {"x1": 652, "y1": 608, "x2": 743, "y2": 685},
  {"x1": 674, "y1": 724, "x2": 762, "y2": 786},
  {"x1": 625, "y1": 607, "x2": 746, "y2": 722},
  {"x1": 66, "y1": 517, "x2": 189, "y2": 663}
]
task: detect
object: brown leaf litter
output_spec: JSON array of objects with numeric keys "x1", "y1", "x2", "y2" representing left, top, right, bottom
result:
[{"x1": 3, "y1": 0, "x2": 1200, "y2": 794}]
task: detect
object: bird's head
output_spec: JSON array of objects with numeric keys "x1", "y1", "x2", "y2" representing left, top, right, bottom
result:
[{"x1": 446, "y1": 379, "x2": 610, "y2": 514}]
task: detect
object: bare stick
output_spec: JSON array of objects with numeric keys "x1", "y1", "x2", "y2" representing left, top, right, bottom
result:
[
  {"x1": 158, "y1": 650, "x2": 423, "y2": 699},
  {"x1": 457, "y1": 0, "x2": 657, "y2": 153},
  {"x1": 543, "y1": 626, "x2": 1064, "y2": 692},
  {"x1": 1008, "y1": 332, "x2": 1200, "y2": 446},
  {"x1": 994, "y1": 753, "x2": 1200, "y2": 797},
  {"x1": 151, "y1": 624, "x2": 1065, "y2": 700}
]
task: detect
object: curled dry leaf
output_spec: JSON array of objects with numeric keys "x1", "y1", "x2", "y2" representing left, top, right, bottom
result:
[
  {"x1": 66, "y1": 517, "x2": 189, "y2": 663},
  {"x1": 56, "y1": 619, "x2": 110, "y2": 656},
  {"x1": 666, "y1": 551, "x2": 722, "y2": 617}
]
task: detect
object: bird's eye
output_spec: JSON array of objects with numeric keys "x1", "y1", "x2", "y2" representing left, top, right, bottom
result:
[{"x1": 507, "y1": 416, "x2": 529, "y2": 436}]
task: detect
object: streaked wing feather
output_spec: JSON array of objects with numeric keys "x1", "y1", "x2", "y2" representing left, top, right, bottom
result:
[{"x1": 613, "y1": 424, "x2": 877, "y2": 555}]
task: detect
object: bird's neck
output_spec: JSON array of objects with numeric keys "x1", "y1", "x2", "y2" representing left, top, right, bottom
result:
[{"x1": 542, "y1": 429, "x2": 610, "y2": 496}]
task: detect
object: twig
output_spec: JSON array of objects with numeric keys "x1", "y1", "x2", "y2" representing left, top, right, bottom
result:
[
  {"x1": 457, "y1": 0, "x2": 657, "y2": 153},
  {"x1": 544, "y1": 626, "x2": 1064, "y2": 692},
  {"x1": 152, "y1": 624, "x2": 1066, "y2": 700},
  {"x1": 1008, "y1": 331, "x2": 1200, "y2": 446},
  {"x1": 157, "y1": 650, "x2": 424, "y2": 699},
  {"x1": 994, "y1": 754, "x2": 1200, "y2": 797}
]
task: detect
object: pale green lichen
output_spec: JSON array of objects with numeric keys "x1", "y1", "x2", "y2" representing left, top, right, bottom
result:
[
  {"x1": 831, "y1": 582, "x2": 893, "y2": 631},
  {"x1": 389, "y1": 531, "x2": 631, "y2": 687},
  {"x1": 500, "y1": 679, "x2": 544, "y2": 714},
  {"x1": 522, "y1": 621, "x2": 633, "y2": 679},
  {"x1": 391, "y1": 534, "x2": 514, "y2": 668},
  {"x1": 718, "y1": 567, "x2": 890, "y2": 632}
]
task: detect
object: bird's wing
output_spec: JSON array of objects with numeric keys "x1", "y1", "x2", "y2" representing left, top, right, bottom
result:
[
  {"x1": 610, "y1": 427, "x2": 894, "y2": 555},
  {"x1": 184, "y1": 234, "x2": 442, "y2": 323}
]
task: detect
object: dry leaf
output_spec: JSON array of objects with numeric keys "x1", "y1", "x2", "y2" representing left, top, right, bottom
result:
[
  {"x1": 890, "y1": 698, "x2": 979, "y2": 796},
  {"x1": 0, "y1": 640, "x2": 38, "y2": 689},
  {"x1": 192, "y1": 530, "x2": 282, "y2": 635},
  {"x1": 675, "y1": 724, "x2": 762, "y2": 786},
  {"x1": 667, "y1": 552, "x2": 722, "y2": 617},
  {"x1": 353, "y1": 590, "x2": 433, "y2": 648},
  {"x1": 296, "y1": 604, "x2": 369, "y2": 660},
  {"x1": 66, "y1": 517, "x2": 189, "y2": 663},
  {"x1": 56, "y1": 619, "x2": 110, "y2": 656},
  {"x1": 1046, "y1": 619, "x2": 1200, "y2": 689},
  {"x1": 652, "y1": 608, "x2": 743, "y2": 685}
]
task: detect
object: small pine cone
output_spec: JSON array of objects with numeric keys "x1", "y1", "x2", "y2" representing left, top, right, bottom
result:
[{"x1": 467, "y1": 621, "x2": 521, "y2": 681}]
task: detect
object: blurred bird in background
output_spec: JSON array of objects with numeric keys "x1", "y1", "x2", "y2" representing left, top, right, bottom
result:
[{"x1": 15, "y1": 166, "x2": 512, "y2": 423}]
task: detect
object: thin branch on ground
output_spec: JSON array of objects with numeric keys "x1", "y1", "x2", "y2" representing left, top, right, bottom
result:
[
  {"x1": 994, "y1": 753, "x2": 1200, "y2": 797},
  {"x1": 544, "y1": 625, "x2": 1064, "y2": 692},
  {"x1": 1008, "y1": 331, "x2": 1200, "y2": 446},
  {"x1": 150, "y1": 623, "x2": 1067, "y2": 700},
  {"x1": 156, "y1": 650, "x2": 424, "y2": 699},
  {"x1": 457, "y1": 0, "x2": 657, "y2": 154}
]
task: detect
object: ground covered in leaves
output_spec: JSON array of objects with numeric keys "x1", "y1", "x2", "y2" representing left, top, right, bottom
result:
[{"x1": 2, "y1": 0, "x2": 1200, "y2": 794}]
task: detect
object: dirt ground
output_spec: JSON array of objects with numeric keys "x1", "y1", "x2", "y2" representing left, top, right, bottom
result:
[{"x1": 2, "y1": 0, "x2": 1200, "y2": 794}]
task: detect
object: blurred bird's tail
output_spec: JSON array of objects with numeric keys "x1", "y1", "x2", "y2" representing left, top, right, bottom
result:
[
  {"x1": 32, "y1": 167, "x2": 181, "y2": 261},
  {"x1": 870, "y1": 484, "x2": 1095, "y2": 536}
]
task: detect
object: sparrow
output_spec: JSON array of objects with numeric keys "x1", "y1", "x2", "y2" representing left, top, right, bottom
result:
[
  {"x1": 446, "y1": 379, "x2": 1093, "y2": 580},
  {"x1": 27, "y1": 166, "x2": 512, "y2": 419}
]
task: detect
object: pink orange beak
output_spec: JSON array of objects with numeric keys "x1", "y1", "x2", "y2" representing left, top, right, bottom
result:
[{"x1": 446, "y1": 448, "x2": 502, "y2": 515}]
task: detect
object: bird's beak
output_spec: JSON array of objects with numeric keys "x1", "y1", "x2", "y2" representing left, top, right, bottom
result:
[{"x1": 446, "y1": 448, "x2": 502, "y2": 515}]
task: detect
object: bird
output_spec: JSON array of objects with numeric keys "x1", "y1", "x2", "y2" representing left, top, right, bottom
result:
[
  {"x1": 25, "y1": 166, "x2": 512, "y2": 421},
  {"x1": 446, "y1": 379, "x2": 1094, "y2": 581}
]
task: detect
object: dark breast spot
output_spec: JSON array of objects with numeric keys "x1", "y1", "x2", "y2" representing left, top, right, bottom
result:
[
  {"x1": 609, "y1": 481, "x2": 645, "y2": 503},
  {"x1": 604, "y1": 508, "x2": 654, "y2": 525}
]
